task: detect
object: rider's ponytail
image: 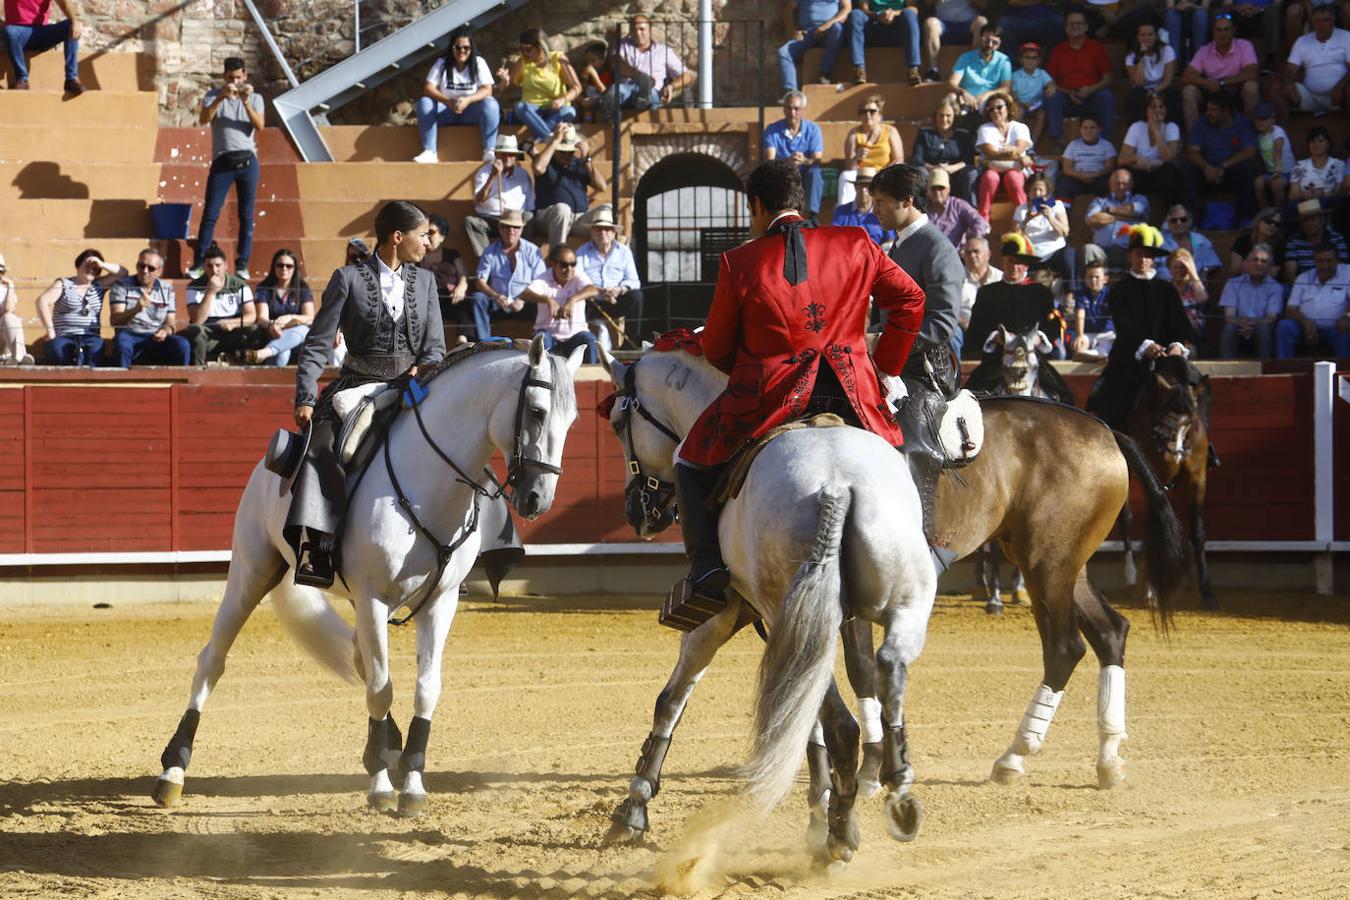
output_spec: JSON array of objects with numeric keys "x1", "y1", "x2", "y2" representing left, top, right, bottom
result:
[{"x1": 372, "y1": 201, "x2": 428, "y2": 252}]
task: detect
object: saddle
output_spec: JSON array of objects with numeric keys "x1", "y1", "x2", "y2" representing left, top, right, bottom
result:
[{"x1": 712, "y1": 413, "x2": 848, "y2": 505}]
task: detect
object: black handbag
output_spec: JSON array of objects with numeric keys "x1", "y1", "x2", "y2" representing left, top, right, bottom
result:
[{"x1": 215, "y1": 149, "x2": 255, "y2": 170}]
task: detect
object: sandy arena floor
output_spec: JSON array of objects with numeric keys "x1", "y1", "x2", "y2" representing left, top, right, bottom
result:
[{"x1": 1, "y1": 589, "x2": 1348, "y2": 898}]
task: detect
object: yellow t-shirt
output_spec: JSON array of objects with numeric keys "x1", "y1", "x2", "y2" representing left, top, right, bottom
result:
[
  {"x1": 518, "y1": 50, "x2": 567, "y2": 107},
  {"x1": 853, "y1": 127, "x2": 894, "y2": 169}
]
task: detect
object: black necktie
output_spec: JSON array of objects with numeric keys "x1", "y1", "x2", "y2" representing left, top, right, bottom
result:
[{"x1": 768, "y1": 217, "x2": 811, "y2": 286}]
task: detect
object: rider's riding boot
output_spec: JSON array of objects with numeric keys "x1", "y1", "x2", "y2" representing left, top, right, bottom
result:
[
  {"x1": 295, "y1": 528, "x2": 336, "y2": 588},
  {"x1": 673, "y1": 463, "x2": 730, "y2": 603}
]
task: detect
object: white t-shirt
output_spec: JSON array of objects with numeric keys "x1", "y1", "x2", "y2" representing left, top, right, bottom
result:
[
  {"x1": 976, "y1": 120, "x2": 1032, "y2": 164},
  {"x1": 1013, "y1": 200, "x2": 1068, "y2": 258},
  {"x1": 1257, "y1": 124, "x2": 1297, "y2": 176},
  {"x1": 1125, "y1": 44, "x2": 1177, "y2": 89},
  {"x1": 1063, "y1": 137, "x2": 1117, "y2": 178},
  {"x1": 187, "y1": 282, "x2": 253, "y2": 320},
  {"x1": 1289, "y1": 156, "x2": 1346, "y2": 195},
  {"x1": 426, "y1": 56, "x2": 494, "y2": 98},
  {"x1": 472, "y1": 161, "x2": 535, "y2": 217},
  {"x1": 1289, "y1": 263, "x2": 1350, "y2": 323},
  {"x1": 1123, "y1": 120, "x2": 1181, "y2": 166},
  {"x1": 1288, "y1": 28, "x2": 1350, "y2": 95}
]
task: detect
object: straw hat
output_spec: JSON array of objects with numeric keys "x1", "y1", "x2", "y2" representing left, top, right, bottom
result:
[
  {"x1": 492, "y1": 134, "x2": 527, "y2": 157},
  {"x1": 498, "y1": 208, "x2": 526, "y2": 228}
]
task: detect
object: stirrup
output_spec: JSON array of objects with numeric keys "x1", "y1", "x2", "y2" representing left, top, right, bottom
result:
[
  {"x1": 294, "y1": 539, "x2": 335, "y2": 588},
  {"x1": 660, "y1": 569, "x2": 729, "y2": 632}
]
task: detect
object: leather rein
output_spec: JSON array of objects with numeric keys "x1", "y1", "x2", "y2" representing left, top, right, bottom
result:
[
  {"x1": 616, "y1": 362, "x2": 681, "y2": 531},
  {"x1": 379, "y1": 350, "x2": 562, "y2": 625}
]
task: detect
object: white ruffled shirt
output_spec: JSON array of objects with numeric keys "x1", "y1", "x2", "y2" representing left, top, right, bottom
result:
[{"x1": 375, "y1": 255, "x2": 407, "y2": 322}]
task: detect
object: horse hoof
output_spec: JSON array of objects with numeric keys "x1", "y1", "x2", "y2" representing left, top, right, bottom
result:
[
  {"x1": 367, "y1": 790, "x2": 398, "y2": 813},
  {"x1": 1013, "y1": 587, "x2": 1031, "y2": 606},
  {"x1": 1097, "y1": 758, "x2": 1126, "y2": 790},
  {"x1": 990, "y1": 761, "x2": 1024, "y2": 785},
  {"x1": 984, "y1": 599, "x2": 1004, "y2": 615},
  {"x1": 151, "y1": 777, "x2": 182, "y2": 808},
  {"x1": 605, "y1": 821, "x2": 645, "y2": 845},
  {"x1": 885, "y1": 792, "x2": 924, "y2": 842},
  {"x1": 397, "y1": 791, "x2": 428, "y2": 818}
]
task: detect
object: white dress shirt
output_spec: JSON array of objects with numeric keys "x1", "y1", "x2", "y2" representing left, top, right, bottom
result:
[{"x1": 375, "y1": 255, "x2": 406, "y2": 322}]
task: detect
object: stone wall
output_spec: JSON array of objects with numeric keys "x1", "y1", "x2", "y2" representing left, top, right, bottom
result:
[{"x1": 71, "y1": 0, "x2": 784, "y2": 126}]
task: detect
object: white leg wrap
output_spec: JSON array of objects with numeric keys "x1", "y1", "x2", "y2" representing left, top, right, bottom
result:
[
  {"x1": 1123, "y1": 550, "x2": 1137, "y2": 587},
  {"x1": 1012, "y1": 684, "x2": 1063, "y2": 757},
  {"x1": 161, "y1": 766, "x2": 185, "y2": 785},
  {"x1": 810, "y1": 722, "x2": 825, "y2": 745},
  {"x1": 858, "y1": 696, "x2": 884, "y2": 745},
  {"x1": 370, "y1": 770, "x2": 394, "y2": 795},
  {"x1": 402, "y1": 770, "x2": 426, "y2": 797},
  {"x1": 1098, "y1": 665, "x2": 1127, "y2": 739}
]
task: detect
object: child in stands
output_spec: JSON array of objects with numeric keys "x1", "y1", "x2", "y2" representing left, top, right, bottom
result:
[
  {"x1": 1251, "y1": 101, "x2": 1293, "y2": 211},
  {"x1": 1057, "y1": 115, "x2": 1117, "y2": 200},
  {"x1": 1071, "y1": 258, "x2": 1114, "y2": 358},
  {"x1": 1010, "y1": 42, "x2": 1054, "y2": 146},
  {"x1": 578, "y1": 41, "x2": 614, "y2": 121}
]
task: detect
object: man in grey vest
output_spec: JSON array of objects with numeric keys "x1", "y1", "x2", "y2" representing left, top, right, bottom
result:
[
  {"x1": 288, "y1": 201, "x2": 446, "y2": 588},
  {"x1": 871, "y1": 163, "x2": 963, "y2": 393}
]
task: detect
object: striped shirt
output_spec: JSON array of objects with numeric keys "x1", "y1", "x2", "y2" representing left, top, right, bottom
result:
[
  {"x1": 109, "y1": 277, "x2": 176, "y2": 333},
  {"x1": 52, "y1": 279, "x2": 105, "y2": 336}
]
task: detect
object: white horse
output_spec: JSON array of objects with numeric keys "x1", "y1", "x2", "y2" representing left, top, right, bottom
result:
[
  {"x1": 601, "y1": 347, "x2": 936, "y2": 872},
  {"x1": 151, "y1": 336, "x2": 584, "y2": 816}
]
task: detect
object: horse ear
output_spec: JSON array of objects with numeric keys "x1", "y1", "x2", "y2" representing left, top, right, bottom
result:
[
  {"x1": 599, "y1": 344, "x2": 628, "y2": 387},
  {"x1": 1033, "y1": 329, "x2": 1053, "y2": 354},
  {"x1": 640, "y1": 339, "x2": 653, "y2": 351},
  {"x1": 564, "y1": 343, "x2": 587, "y2": 375},
  {"x1": 528, "y1": 333, "x2": 546, "y2": 367},
  {"x1": 983, "y1": 328, "x2": 1006, "y2": 354}
]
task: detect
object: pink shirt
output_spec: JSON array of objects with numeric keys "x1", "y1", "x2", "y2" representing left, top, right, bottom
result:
[
  {"x1": 3, "y1": 0, "x2": 52, "y2": 24},
  {"x1": 528, "y1": 270, "x2": 593, "y2": 340},
  {"x1": 1187, "y1": 39, "x2": 1258, "y2": 81}
]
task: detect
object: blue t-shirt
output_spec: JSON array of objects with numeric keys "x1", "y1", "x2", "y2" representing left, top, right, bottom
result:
[
  {"x1": 796, "y1": 0, "x2": 844, "y2": 28},
  {"x1": 1187, "y1": 113, "x2": 1257, "y2": 167},
  {"x1": 1078, "y1": 286, "x2": 1112, "y2": 333},
  {"x1": 953, "y1": 49, "x2": 1012, "y2": 95},
  {"x1": 832, "y1": 202, "x2": 895, "y2": 245},
  {"x1": 1011, "y1": 67, "x2": 1053, "y2": 110},
  {"x1": 763, "y1": 118, "x2": 824, "y2": 159}
]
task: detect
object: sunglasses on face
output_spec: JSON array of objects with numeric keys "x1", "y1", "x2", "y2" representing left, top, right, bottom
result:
[
  {"x1": 556, "y1": 260, "x2": 576, "y2": 268},
  {"x1": 136, "y1": 263, "x2": 159, "y2": 271},
  {"x1": 453, "y1": 44, "x2": 472, "y2": 51},
  {"x1": 861, "y1": 108, "x2": 880, "y2": 115},
  {"x1": 276, "y1": 261, "x2": 296, "y2": 268},
  {"x1": 1263, "y1": 218, "x2": 1281, "y2": 226},
  {"x1": 1168, "y1": 216, "x2": 1189, "y2": 224}
]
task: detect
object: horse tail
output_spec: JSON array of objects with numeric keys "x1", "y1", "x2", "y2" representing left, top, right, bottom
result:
[
  {"x1": 272, "y1": 586, "x2": 360, "y2": 683},
  {"x1": 1112, "y1": 430, "x2": 1188, "y2": 633},
  {"x1": 742, "y1": 486, "x2": 849, "y2": 813}
]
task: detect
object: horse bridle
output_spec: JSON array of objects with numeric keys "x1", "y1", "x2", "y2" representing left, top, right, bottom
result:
[
  {"x1": 380, "y1": 356, "x2": 562, "y2": 625},
  {"x1": 615, "y1": 362, "x2": 681, "y2": 530},
  {"x1": 1145, "y1": 360, "x2": 1197, "y2": 464}
]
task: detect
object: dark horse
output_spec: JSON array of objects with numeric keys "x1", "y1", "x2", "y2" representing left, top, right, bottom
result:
[
  {"x1": 1121, "y1": 354, "x2": 1216, "y2": 610},
  {"x1": 597, "y1": 345, "x2": 1193, "y2": 847}
]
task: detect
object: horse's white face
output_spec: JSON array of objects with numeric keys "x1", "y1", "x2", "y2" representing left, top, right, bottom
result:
[
  {"x1": 603, "y1": 353, "x2": 681, "y2": 537},
  {"x1": 488, "y1": 337, "x2": 585, "y2": 520}
]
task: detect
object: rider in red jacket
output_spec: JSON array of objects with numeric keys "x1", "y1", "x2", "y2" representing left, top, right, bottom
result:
[{"x1": 673, "y1": 159, "x2": 926, "y2": 609}]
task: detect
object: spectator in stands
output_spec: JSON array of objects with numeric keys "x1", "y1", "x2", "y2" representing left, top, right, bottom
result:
[
  {"x1": 1159, "y1": 204, "x2": 1222, "y2": 282},
  {"x1": 974, "y1": 90, "x2": 1032, "y2": 219},
  {"x1": 576, "y1": 209, "x2": 643, "y2": 347},
  {"x1": 922, "y1": 0, "x2": 989, "y2": 82},
  {"x1": 36, "y1": 248, "x2": 122, "y2": 366},
  {"x1": 613, "y1": 15, "x2": 694, "y2": 111},
  {"x1": 1086, "y1": 167, "x2": 1150, "y2": 270},
  {"x1": 1220, "y1": 0, "x2": 1282, "y2": 73},
  {"x1": 912, "y1": 95, "x2": 978, "y2": 202},
  {"x1": 1014, "y1": 171, "x2": 1071, "y2": 276},
  {"x1": 1070, "y1": 258, "x2": 1113, "y2": 358},
  {"x1": 1277, "y1": 5, "x2": 1350, "y2": 120},
  {"x1": 1119, "y1": 90, "x2": 1183, "y2": 199},
  {"x1": 835, "y1": 167, "x2": 896, "y2": 244},
  {"x1": 1219, "y1": 243, "x2": 1283, "y2": 357},
  {"x1": 109, "y1": 249, "x2": 190, "y2": 368},
  {"x1": 948, "y1": 24, "x2": 1012, "y2": 122},
  {"x1": 345, "y1": 238, "x2": 371, "y2": 266},
  {"x1": 1287, "y1": 126, "x2": 1348, "y2": 204},
  {"x1": 1285, "y1": 0, "x2": 1350, "y2": 53},
  {"x1": 418, "y1": 214, "x2": 470, "y2": 342},
  {"x1": 469, "y1": 209, "x2": 546, "y2": 340},
  {"x1": 0, "y1": 254, "x2": 34, "y2": 366},
  {"x1": 959, "y1": 235, "x2": 1003, "y2": 331},
  {"x1": 1124, "y1": 19, "x2": 1181, "y2": 124},
  {"x1": 1046, "y1": 10, "x2": 1114, "y2": 145},
  {"x1": 1164, "y1": 0, "x2": 1211, "y2": 68},
  {"x1": 184, "y1": 246, "x2": 256, "y2": 365},
  {"x1": 1181, "y1": 90, "x2": 1259, "y2": 227},
  {"x1": 1166, "y1": 247, "x2": 1211, "y2": 337},
  {"x1": 763, "y1": 90, "x2": 825, "y2": 222},
  {"x1": 499, "y1": 28, "x2": 580, "y2": 141},
  {"x1": 1276, "y1": 243, "x2": 1350, "y2": 357},
  {"x1": 847, "y1": 0, "x2": 923, "y2": 85},
  {"x1": 1284, "y1": 198, "x2": 1350, "y2": 280},
  {"x1": 414, "y1": 27, "x2": 499, "y2": 163},
  {"x1": 191, "y1": 57, "x2": 265, "y2": 281},
  {"x1": 530, "y1": 123, "x2": 610, "y2": 250},
  {"x1": 779, "y1": 0, "x2": 852, "y2": 90},
  {"x1": 1011, "y1": 41, "x2": 1054, "y2": 145},
  {"x1": 578, "y1": 41, "x2": 614, "y2": 119},
  {"x1": 1252, "y1": 101, "x2": 1294, "y2": 209},
  {"x1": 518, "y1": 244, "x2": 600, "y2": 362},
  {"x1": 1180, "y1": 13, "x2": 1260, "y2": 129},
  {"x1": 465, "y1": 134, "x2": 535, "y2": 258},
  {"x1": 1, "y1": 0, "x2": 83, "y2": 93},
  {"x1": 999, "y1": 0, "x2": 1065, "y2": 54},
  {"x1": 926, "y1": 166, "x2": 986, "y2": 246},
  {"x1": 244, "y1": 249, "x2": 314, "y2": 366},
  {"x1": 1228, "y1": 207, "x2": 1285, "y2": 276},
  {"x1": 1057, "y1": 115, "x2": 1117, "y2": 201},
  {"x1": 840, "y1": 93, "x2": 904, "y2": 203}
]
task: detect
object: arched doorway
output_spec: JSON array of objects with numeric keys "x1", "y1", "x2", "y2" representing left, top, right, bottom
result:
[{"x1": 634, "y1": 152, "x2": 749, "y2": 330}]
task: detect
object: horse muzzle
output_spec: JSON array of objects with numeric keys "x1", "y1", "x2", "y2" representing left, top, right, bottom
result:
[{"x1": 625, "y1": 477, "x2": 677, "y2": 537}]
